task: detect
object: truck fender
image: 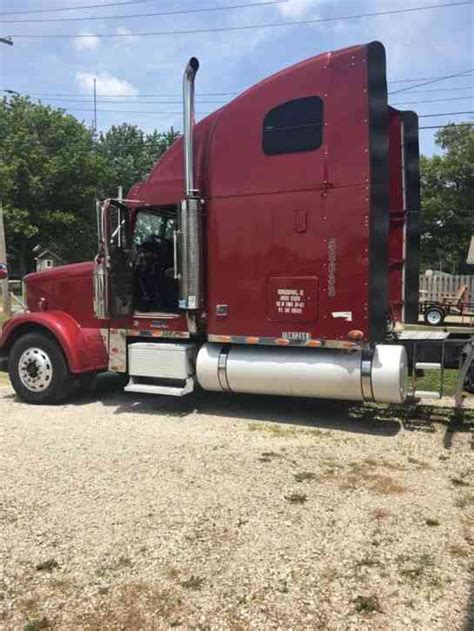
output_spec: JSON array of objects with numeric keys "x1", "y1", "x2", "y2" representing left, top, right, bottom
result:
[{"x1": 0, "y1": 311, "x2": 108, "y2": 374}]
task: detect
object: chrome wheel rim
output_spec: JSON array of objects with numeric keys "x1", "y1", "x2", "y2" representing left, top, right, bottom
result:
[
  {"x1": 18, "y1": 347, "x2": 53, "y2": 392},
  {"x1": 427, "y1": 311, "x2": 441, "y2": 325}
]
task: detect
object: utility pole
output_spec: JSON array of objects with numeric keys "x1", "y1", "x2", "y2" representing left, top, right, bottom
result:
[
  {"x1": 0, "y1": 201, "x2": 12, "y2": 317},
  {"x1": 93, "y1": 77, "x2": 97, "y2": 135}
]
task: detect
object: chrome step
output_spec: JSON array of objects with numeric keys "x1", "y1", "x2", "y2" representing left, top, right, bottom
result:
[
  {"x1": 414, "y1": 390, "x2": 442, "y2": 400},
  {"x1": 415, "y1": 362, "x2": 442, "y2": 370},
  {"x1": 124, "y1": 376, "x2": 195, "y2": 397}
]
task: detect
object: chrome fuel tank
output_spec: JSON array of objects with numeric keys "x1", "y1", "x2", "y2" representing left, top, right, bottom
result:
[{"x1": 196, "y1": 344, "x2": 407, "y2": 404}]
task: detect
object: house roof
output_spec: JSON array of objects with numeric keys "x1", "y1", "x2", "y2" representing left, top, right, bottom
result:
[{"x1": 35, "y1": 249, "x2": 62, "y2": 261}]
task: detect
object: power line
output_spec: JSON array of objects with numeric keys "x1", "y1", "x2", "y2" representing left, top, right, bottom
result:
[
  {"x1": 45, "y1": 106, "x2": 474, "y2": 116},
  {"x1": 27, "y1": 97, "x2": 226, "y2": 105},
  {"x1": 390, "y1": 86, "x2": 473, "y2": 93},
  {"x1": 390, "y1": 68, "x2": 474, "y2": 94},
  {"x1": 53, "y1": 107, "x2": 212, "y2": 114},
  {"x1": 392, "y1": 96, "x2": 474, "y2": 105},
  {"x1": 419, "y1": 122, "x2": 473, "y2": 129},
  {"x1": 418, "y1": 111, "x2": 474, "y2": 117},
  {"x1": 3, "y1": 90, "x2": 237, "y2": 98},
  {"x1": 16, "y1": 95, "x2": 474, "y2": 107},
  {"x1": 7, "y1": 1, "x2": 473, "y2": 38},
  {"x1": 3, "y1": 72, "x2": 473, "y2": 100},
  {"x1": 390, "y1": 76, "x2": 473, "y2": 84},
  {"x1": 0, "y1": 0, "x2": 150, "y2": 16},
  {"x1": 0, "y1": 0, "x2": 286, "y2": 23}
]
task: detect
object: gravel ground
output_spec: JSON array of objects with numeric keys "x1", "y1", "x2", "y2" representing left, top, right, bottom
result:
[{"x1": 0, "y1": 375, "x2": 473, "y2": 631}]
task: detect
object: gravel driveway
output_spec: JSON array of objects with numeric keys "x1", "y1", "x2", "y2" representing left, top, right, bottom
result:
[{"x1": 0, "y1": 375, "x2": 473, "y2": 630}]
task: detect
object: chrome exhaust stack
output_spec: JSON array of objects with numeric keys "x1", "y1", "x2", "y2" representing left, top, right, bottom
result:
[{"x1": 178, "y1": 57, "x2": 202, "y2": 311}]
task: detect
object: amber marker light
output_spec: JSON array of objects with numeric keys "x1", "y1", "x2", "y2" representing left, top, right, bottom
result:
[
  {"x1": 342, "y1": 341, "x2": 358, "y2": 349},
  {"x1": 348, "y1": 330, "x2": 365, "y2": 341},
  {"x1": 306, "y1": 340, "x2": 322, "y2": 347}
]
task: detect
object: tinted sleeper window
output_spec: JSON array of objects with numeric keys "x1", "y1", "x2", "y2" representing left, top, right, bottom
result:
[{"x1": 263, "y1": 96, "x2": 323, "y2": 155}]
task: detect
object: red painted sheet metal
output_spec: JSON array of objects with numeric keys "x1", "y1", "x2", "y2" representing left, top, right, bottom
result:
[
  {"x1": 388, "y1": 108, "x2": 405, "y2": 322},
  {"x1": 127, "y1": 42, "x2": 391, "y2": 344},
  {"x1": 206, "y1": 43, "x2": 372, "y2": 341},
  {"x1": 0, "y1": 310, "x2": 108, "y2": 373}
]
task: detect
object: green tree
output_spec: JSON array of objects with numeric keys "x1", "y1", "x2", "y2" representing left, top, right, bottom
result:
[
  {"x1": 97, "y1": 123, "x2": 179, "y2": 197},
  {"x1": 0, "y1": 98, "x2": 180, "y2": 275},
  {"x1": 0, "y1": 95, "x2": 101, "y2": 274},
  {"x1": 420, "y1": 123, "x2": 474, "y2": 273}
]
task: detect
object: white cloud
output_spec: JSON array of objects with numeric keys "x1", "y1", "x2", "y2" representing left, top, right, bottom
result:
[
  {"x1": 114, "y1": 26, "x2": 140, "y2": 44},
  {"x1": 278, "y1": 0, "x2": 315, "y2": 19},
  {"x1": 73, "y1": 32, "x2": 100, "y2": 52},
  {"x1": 75, "y1": 71, "x2": 138, "y2": 96}
]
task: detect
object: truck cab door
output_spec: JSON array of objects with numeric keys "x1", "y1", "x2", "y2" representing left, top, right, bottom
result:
[{"x1": 93, "y1": 199, "x2": 133, "y2": 318}]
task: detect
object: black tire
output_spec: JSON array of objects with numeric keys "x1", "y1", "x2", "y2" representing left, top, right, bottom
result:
[
  {"x1": 424, "y1": 306, "x2": 445, "y2": 327},
  {"x1": 9, "y1": 332, "x2": 74, "y2": 404},
  {"x1": 463, "y1": 358, "x2": 474, "y2": 394}
]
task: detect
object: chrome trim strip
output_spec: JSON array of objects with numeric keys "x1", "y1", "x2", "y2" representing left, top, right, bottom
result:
[
  {"x1": 208, "y1": 334, "x2": 367, "y2": 350},
  {"x1": 217, "y1": 346, "x2": 231, "y2": 392},
  {"x1": 361, "y1": 349, "x2": 374, "y2": 401}
]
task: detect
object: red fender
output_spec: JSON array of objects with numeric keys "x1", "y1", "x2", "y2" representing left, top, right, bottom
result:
[{"x1": 0, "y1": 310, "x2": 108, "y2": 374}]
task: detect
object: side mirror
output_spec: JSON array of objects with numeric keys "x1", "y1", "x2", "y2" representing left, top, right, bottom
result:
[{"x1": 0, "y1": 263, "x2": 8, "y2": 280}]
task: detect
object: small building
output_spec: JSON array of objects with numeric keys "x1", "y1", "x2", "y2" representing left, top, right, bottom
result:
[
  {"x1": 35, "y1": 249, "x2": 62, "y2": 272},
  {"x1": 467, "y1": 236, "x2": 474, "y2": 266}
]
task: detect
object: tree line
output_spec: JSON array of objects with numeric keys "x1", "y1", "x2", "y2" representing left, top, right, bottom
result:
[
  {"x1": 0, "y1": 95, "x2": 178, "y2": 275},
  {"x1": 1, "y1": 95, "x2": 472, "y2": 276}
]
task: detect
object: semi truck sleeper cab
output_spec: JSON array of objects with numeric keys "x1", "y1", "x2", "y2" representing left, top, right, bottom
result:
[{"x1": 1, "y1": 42, "x2": 424, "y2": 405}]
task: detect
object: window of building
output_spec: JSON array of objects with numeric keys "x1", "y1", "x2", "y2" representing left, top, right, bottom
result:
[{"x1": 262, "y1": 96, "x2": 324, "y2": 156}]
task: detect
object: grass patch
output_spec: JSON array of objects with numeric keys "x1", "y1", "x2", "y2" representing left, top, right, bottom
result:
[
  {"x1": 180, "y1": 575, "x2": 205, "y2": 590},
  {"x1": 415, "y1": 368, "x2": 462, "y2": 397},
  {"x1": 247, "y1": 422, "x2": 324, "y2": 438},
  {"x1": 455, "y1": 493, "x2": 474, "y2": 509},
  {"x1": 24, "y1": 618, "x2": 49, "y2": 631},
  {"x1": 340, "y1": 463, "x2": 407, "y2": 495},
  {"x1": 354, "y1": 595, "x2": 381, "y2": 614},
  {"x1": 294, "y1": 471, "x2": 316, "y2": 483},
  {"x1": 407, "y1": 456, "x2": 431, "y2": 469},
  {"x1": 35, "y1": 559, "x2": 59, "y2": 572},
  {"x1": 285, "y1": 492, "x2": 308, "y2": 504},
  {"x1": 398, "y1": 553, "x2": 435, "y2": 581},
  {"x1": 76, "y1": 583, "x2": 183, "y2": 628},
  {"x1": 451, "y1": 477, "x2": 470, "y2": 487},
  {"x1": 449, "y1": 544, "x2": 469, "y2": 557}
]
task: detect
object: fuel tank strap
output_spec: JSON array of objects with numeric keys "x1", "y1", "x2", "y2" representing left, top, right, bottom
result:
[
  {"x1": 361, "y1": 349, "x2": 375, "y2": 402},
  {"x1": 217, "y1": 346, "x2": 232, "y2": 392}
]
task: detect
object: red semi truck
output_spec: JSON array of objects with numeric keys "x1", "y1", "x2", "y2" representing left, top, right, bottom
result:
[{"x1": 1, "y1": 41, "x2": 426, "y2": 405}]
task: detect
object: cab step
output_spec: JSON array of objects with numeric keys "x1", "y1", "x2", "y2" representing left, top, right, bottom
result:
[
  {"x1": 124, "y1": 376, "x2": 195, "y2": 397},
  {"x1": 414, "y1": 390, "x2": 442, "y2": 400},
  {"x1": 415, "y1": 362, "x2": 442, "y2": 370}
]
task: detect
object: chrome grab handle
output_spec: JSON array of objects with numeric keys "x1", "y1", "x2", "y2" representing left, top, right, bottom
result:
[{"x1": 173, "y1": 229, "x2": 181, "y2": 280}]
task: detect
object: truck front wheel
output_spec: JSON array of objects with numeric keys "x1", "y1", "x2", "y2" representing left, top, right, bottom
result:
[{"x1": 9, "y1": 332, "x2": 74, "y2": 404}]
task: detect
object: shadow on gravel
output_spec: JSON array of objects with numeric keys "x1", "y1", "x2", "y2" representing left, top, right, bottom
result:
[
  {"x1": 65, "y1": 373, "x2": 409, "y2": 437},
  {"x1": 4, "y1": 373, "x2": 473, "y2": 440}
]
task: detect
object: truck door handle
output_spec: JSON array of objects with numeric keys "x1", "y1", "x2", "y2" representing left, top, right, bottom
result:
[{"x1": 173, "y1": 230, "x2": 181, "y2": 280}]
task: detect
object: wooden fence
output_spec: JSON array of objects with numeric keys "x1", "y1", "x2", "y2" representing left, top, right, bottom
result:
[{"x1": 419, "y1": 274, "x2": 474, "y2": 303}]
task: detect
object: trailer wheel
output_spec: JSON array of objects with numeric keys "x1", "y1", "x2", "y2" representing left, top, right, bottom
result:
[
  {"x1": 424, "y1": 306, "x2": 445, "y2": 326},
  {"x1": 9, "y1": 332, "x2": 74, "y2": 404}
]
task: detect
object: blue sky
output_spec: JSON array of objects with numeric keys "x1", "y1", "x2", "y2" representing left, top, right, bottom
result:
[{"x1": 1, "y1": 0, "x2": 473, "y2": 155}]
